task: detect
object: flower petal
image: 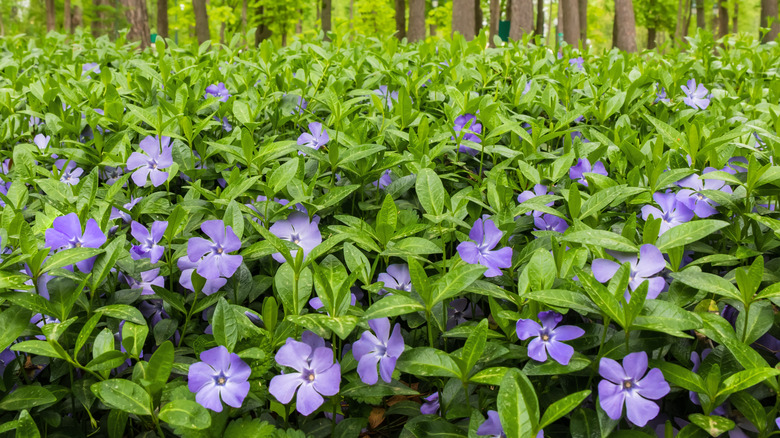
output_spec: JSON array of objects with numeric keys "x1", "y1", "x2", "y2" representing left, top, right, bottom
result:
[{"x1": 268, "y1": 373, "x2": 303, "y2": 404}]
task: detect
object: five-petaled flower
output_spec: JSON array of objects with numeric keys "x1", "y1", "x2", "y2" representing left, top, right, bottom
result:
[
  {"x1": 477, "y1": 411, "x2": 506, "y2": 438},
  {"x1": 378, "y1": 263, "x2": 412, "y2": 295},
  {"x1": 130, "y1": 221, "x2": 168, "y2": 264},
  {"x1": 420, "y1": 392, "x2": 440, "y2": 415},
  {"x1": 534, "y1": 214, "x2": 569, "y2": 234},
  {"x1": 681, "y1": 79, "x2": 710, "y2": 110},
  {"x1": 457, "y1": 216, "x2": 512, "y2": 277},
  {"x1": 119, "y1": 269, "x2": 164, "y2": 296},
  {"x1": 269, "y1": 212, "x2": 322, "y2": 263},
  {"x1": 187, "y1": 220, "x2": 243, "y2": 280},
  {"x1": 453, "y1": 114, "x2": 482, "y2": 156},
  {"x1": 110, "y1": 197, "x2": 143, "y2": 223},
  {"x1": 641, "y1": 192, "x2": 694, "y2": 235},
  {"x1": 517, "y1": 311, "x2": 584, "y2": 365},
  {"x1": 177, "y1": 256, "x2": 227, "y2": 295},
  {"x1": 598, "y1": 351, "x2": 670, "y2": 427},
  {"x1": 45, "y1": 213, "x2": 106, "y2": 272},
  {"x1": 297, "y1": 122, "x2": 329, "y2": 154},
  {"x1": 517, "y1": 184, "x2": 554, "y2": 216},
  {"x1": 204, "y1": 82, "x2": 231, "y2": 102},
  {"x1": 34, "y1": 134, "x2": 50, "y2": 150},
  {"x1": 54, "y1": 159, "x2": 83, "y2": 185},
  {"x1": 352, "y1": 318, "x2": 404, "y2": 384},
  {"x1": 592, "y1": 244, "x2": 666, "y2": 301},
  {"x1": 188, "y1": 346, "x2": 251, "y2": 412},
  {"x1": 676, "y1": 168, "x2": 732, "y2": 218},
  {"x1": 269, "y1": 335, "x2": 341, "y2": 416},
  {"x1": 127, "y1": 135, "x2": 173, "y2": 187},
  {"x1": 569, "y1": 158, "x2": 607, "y2": 186}
]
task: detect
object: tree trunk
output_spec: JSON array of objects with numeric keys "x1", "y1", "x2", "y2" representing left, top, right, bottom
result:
[
  {"x1": 732, "y1": 1, "x2": 737, "y2": 33},
  {"x1": 578, "y1": 0, "x2": 587, "y2": 44},
  {"x1": 64, "y1": 0, "x2": 72, "y2": 33},
  {"x1": 394, "y1": 0, "x2": 406, "y2": 39},
  {"x1": 322, "y1": 0, "x2": 332, "y2": 37},
  {"x1": 46, "y1": 0, "x2": 56, "y2": 32},
  {"x1": 192, "y1": 0, "x2": 210, "y2": 44},
  {"x1": 297, "y1": 9, "x2": 303, "y2": 33},
  {"x1": 124, "y1": 0, "x2": 151, "y2": 48},
  {"x1": 535, "y1": 0, "x2": 544, "y2": 36},
  {"x1": 73, "y1": 6, "x2": 83, "y2": 28},
  {"x1": 761, "y1": 0, "x2": 780, "y2": 42},
  {"x1": 254, "y1": 6, "x2": 272, "y2": 45},
  {"x1": 546, "y1": 0, "x2": 554, "y2": 44},
  {"x1": 510, "y1": 0, "x2": 533, "y2": 39},
  {"x1": 489, "y1": 0, "x2": 499, "y2": 45},
  {"x1": 647, "y1": 27, "x2": 656, "y2": 48},
  {"x1": 717, "y1": 0, "x2": 728, "y2": 37},
  {"x1": 408, "y1": 0, "x2": 426, "y2": 41},
  {"x1": 92, "y1": 0, "x2": 106, "y2": 37},
  {"x1": 220, "y1": 21, "x2": 225, "y2": 44},
  {"x1": 683, "y1": 0, "x2": 692, "y2": 37},
  {"x1": 696, "y1": 0, "x2": 705, "y2": 29},
  {"x1": 674, "y1": 0, "x2": 683, "y2": 42},
  {"x1": 613, "y1": 0, "x2": 636, "y2": 52},
  {"x1": 561, "y1": 0, "x2": 580, "y2": 46},
  {"x1": 475, "y1": 0, "x2": 483, "y2": 36},
  {"x1": 158, "y1": 0, "x2": 168, "y2": 38},
  {"x1": 452, "y1": 0, "x2": 476, "y2": 39}
]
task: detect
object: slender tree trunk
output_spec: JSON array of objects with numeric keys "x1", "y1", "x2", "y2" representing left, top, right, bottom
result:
[
  {"x1": 683, "y1": 0, "x2": 692, "y2": 37},
  {"x1": 732, "y1": 1, "x2": 737, "y2": 33},
  {"x1": 718, "y1": 0, "x2": 728, "y2": 37},
  {"x1": 92, "y1": 0, "x2": 105, "y2": 37},
  {"x1": 297, "y1": 9, "x2": 303, "y2": 33},
  {"x1": 535, "y1": 0, "x2": 544, "y2": 36},
  {"x1": 546, "y1": 0, "x2": 554, "y2": 44},
  {"x1": 395, "y1": 0, "x2": 406, "y2": 39},
  {"x1": 220, "y1": 21, "x2": 225, "y2": 44},
  {"x1": 578, "y1": 0, "x2": 587, "y2": 44},
  {"x1": 510, "y1": 0, "x2": 533, "y2": 39},
  {"x1": 648, "y1": 27, "x2": 656, "y2": 48},
  {"x1": 158, "y1": 0, "x2": 169, "y2": 38},
  {"x1": 64, "y1": 0, "x2": 72, "y2": 33},
  {"x1": 696, "y1": 0, "x2": 705, "y2": 29},
  {"x1": 613, "y1": 0, "x2": 637, "y2": 51},
  {"x1": 408, "y1": 0, "x2": 426, "y2": 41},
  {"x1": 192, "y1": 0, "x2": 210, "y2": 44},
  {"x1": 46, "y1": 0, "x2": 56, "y2": 32},
  {"x1": 73, "y1": 6, "x2": 82, "y2": 28},
  {"x1": 452, "y1": 0, "x2": 476, "y2": 39},
  {"x1": 489, "y1": 0, "x2": 500, "y2": 45},
  {"x1": 674, "y1": 0, "x2": 683, "y2": 42},
  {"x1": 322, "y1": 0, "x2": 332, "y2": 37},
  {"x1": 475, "y1": 0, "x2": 483, "y2": 36},
  {"x1": 123, "y1": 0, "x2": 151, "y2": 48},
  {"x1": 561, "y1": 0, "x2": 580, "y2": 46},
  {"x1": 254, "y1": 6, "x2": 272, "y2": 45},
  {"x1": 761, "y1": 0, "x2": 780, "y2": 42},
  {"x1": 241, "y1": 0, "x2": 247, "y2": 33}
]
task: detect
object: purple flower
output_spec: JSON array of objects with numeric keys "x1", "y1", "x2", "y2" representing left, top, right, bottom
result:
[
  {"x1": 516, "y1": 311, "x2": 584, "y2": 365},
  {"x1": 110, "y1": 197, "x2": 143, "y2": 223},
  {"x1": 268, "y1": 336, "x2": 341, "y2": 416},
  {"x1": 641, "y1": 192, "x2": 694, "y2": 235},
  {"x1": 188, "y1": 346, "x2": 251, "y2": 412},
  {"x1": 292, "y1": 96, "x2": 308, "y2": 115},
  {"x1": 102, "y1": 166, "x2": 124, "y2": 185},
  {"x1": 523, "y1": 81, "x2": 532, "y2": 95},
  {"x1": 420, "y1": 393, "x2": 440, "y2": 415},
  {"x1": 724, "y1": 157, "x2": 748, "y2": 175},
  {"x1": 681, "y1": 79, "x2": 710, "y2": 110},
  {"x1": 34, "y1": 134, "x2": 50, "y2": 150},
  {"x1": 447, "y1": 298, "x2": 483, "y2": 330},
  {"x1": 517, "y1": 184, "x2": 554, "y2": 216},
  {"x1": 54, "y1": 159, "x2": 83, "y2": 185},
  {"x1": 598, "y1": 351, "x2": 670, "y2": 427},
  {"x1": 187, "y1": 220, "x2": 243, "y2": 280},
  {"x1": 689, "y1": 349, "x2": 712, "y2": 405},
  {"x1": 204, "y1": 82, "x2": 231, "y2": 102},
  {"x1": 45, "y1": 213, "x2": 106, "y2": 272},
  {"x1": 374, "y1": 85, "x2": 399, "y2": 110},
  {"x1": 373, "y1": 169, "x2": 393, "y2": 189},
  {"x1": 269, "y1": 212, "x2": 322, "y2": 263},
  {"x1": 297, "y1": 122, "x2": 329, "y2": 153},
  {"x1": 752, "y1": 132, "x2": 766, "y2": 151},
  {"x1": 0, "y1": 349, "x2": 16, "y2": 375},
  {"x1": 127, "y1": 136, "x2": 173, "y2": 187},
  {"x1": 130, "y1": 221, "x2": 167, "y2": 264},
  {"x1": 569, "y1": 57, "x2": 585, "y2": 71},
  {"x1": 453, "y1": 114, "x2": 482, "y2": 156},
  {"x1": 119, "y1": 269, "x2": 164, "y2": 295},
  {"x1": 309, "y1": 293, "x2": 357, "y2": 312},
  {"x1": 457, "y1": 217, "x2": 512, "y2": 277},
  {"x1": 83, "y1": 63, "x2": 101, "y2": 74},
  {"x1": 214, "y1": 116, "x2": 232, "y2": 132},
  {"x1": 592, "y1": 244, "x2": 666, "y2": 301},
  {"x1": 139, "y1": 300, "x2": 168, "y2": 326},
  {"x1": 571, "y1": 131, "x2": 590, "y2": 143},
  {"x1": 676, "y1": 169, "x2": 732, "y2": 218},
  {"x1": 477, "y1": 411, "x2": 506, "y2": 437},
  {"x1": 352, "y1": 318, "x2": 405, "y2": 384},
  {"x1": 654, "y1": 85, "x2": 670, "y2": 104},
  {"x1": 569, "y1": 158, "x2": 607, "y2": 186},
  {"x1": 533, "y1": 214, "x2": 569, "y2": 233},
  {"x1": 177, "y1": 257, "x2": 227, "y2": 295},
  {"x1": 378, "y1": 263, "x2": 412, "y2": 295}
]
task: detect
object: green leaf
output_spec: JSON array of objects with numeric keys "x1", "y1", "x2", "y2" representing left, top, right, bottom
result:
[
  {"x1": 523, "y1": 289, "x2": 600, "y2": 315},
  {"x1": 428, "y1": 263, "x2": 486, "y2": 308},
  {"x1": 41, "y1": 247, "x2": 104, "y2": 274},
  {"x1": 286, "y1": 314, "x2": 360, "y2": 340},
  {"x1": 375, "y1": 195, "x2": 398, "y2": 246},
  {"x1": 470, "y1": 367, "x2": 511, "y2": 385},
  {"x1": 395, "y1": 347, "x2": 460, "y2": 378},
  {"x1": 671, "y1": 269, "x2": 741, "y2": 301},
  {"x1": 0, "y1": 307, "x2": 32, "y2": 352},
  {"x1": 159, "y1": 400, "x2": 211, "y2": 430},
  {"x1": 94, "y1": 305, "x2": 146, "y2": 325},
  {"x1": 144, "y1": 341, "x2": 174, "y2": 392},
  {"x1": 523, "y1": 354, "x2": 591, "y2": 376},
  {"x1": 651, "y1": 361, "x2": 707, "y2": 394},
  {"x1": 0, "y1": 386, "x2": 57, "y2": 411},
  {"x1": 498, "y1": 368, "x2": 539, "y2": 438},
  {"x1": 362, "y1": 295, "x2": 424, "y2": 320},
  {"x1": 91, "y1": 379, "x2": 152, "y2": 416},
  {"x1": 15, "y1": 410, "x2": 40, "y2": 438},
  {"x1": 212, "y1": 298, "x2": 238, "y2": 351},
  {"x1": 274, "y1": 263, "x2": 313, "y2": 316},
  {"x1": 632, "y1": 300, "x2": 702, "y2": 337},
  {"x1": 654, "y1": 220, "x2": 728, "y2": 251},
  {"x1": 457, "y1": 319, "x2": 488, "y2": 379},
  {"x1": 85, "y1": 351, "x2": 127, "y2": 371},
  {"x1": 575, "y1": 268, "x2": 624, "y2": 326},
  {"x1": 340, "y1": 380, "x2": 420, "y2": 398},
  {"x1": 525, "y1": 248, "x2": 556, "y2": 292},
  {"x1": 539, "y1": 390, "x2": 591, "y2": 430},
  {"x1": 563, "y1": 230, "x2": 638, "y2": 253},
  {"x1": 121, "y1": 321, "x2": 148, "y2": 358},
  {"x1": 688, "y1": 414, "x2": 735, "y2": 437},
  {"x1": 268, "y1": 158, "x2": 299, "y2": 195},
  {"x1": 11, "y1": 341, "x2": 64, "y2": 359},
  {"x1": 715, "y1": 367, "x2": 780, "y2": 399},
  {"x1": 579, "y1": 186, "x2": 644, "y2": 219},
  {"x1": 416, "y1": 168, "x2": 445, "y2": 216}
]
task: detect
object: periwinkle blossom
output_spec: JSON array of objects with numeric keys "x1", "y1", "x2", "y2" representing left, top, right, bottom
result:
[
  {"x1": 569, "y1": 57, "x2": 585, "y2": 71},
  {"x1": 119, "y1": 269, "x2": 164, "y2": 296},
  {"x1": 110, "y1": 196, "x2": 143, "y2": 223},
  {"x1": 268, "y1": 335, "x2": 341, "y2": 416},
  {"x1": 534, "y1": 214, "x2": 569, "y2": 233},
  {"x1": 82, "y1": 63, "x2": 101, "y2": 75},
  {"x1": 352, "y1": 318, "x2": 404, "y2": 384},
  {"x1": 45, "y1": 213, "x2": 106, "y2": 272},
  {"x1": 592, "y1": 244, "x2": 666, "y2": 301},
  {"x1": 34, "y1": 134, "x2": 50, "y2": 150},
  {"x1": 598, "y1": 351, "x2": 670, "y2": 427},
  {"x1": 187, "y1": 220, "x2": 243, "y2": 280},
  {"x1": 309, "y1": 293, "x2": 357, "y2": 312},
  {"x1": 689, "y1": 349, "x2": 712, "y2": 406},
  {"x1": 177, "y1": 257, "x2": 227, "y2": 295},
  {"x1": 457, "y1": 216, "x2": 512, "y2": 278},
  {"x1": 54, "y1": 159, "x2": 83, "y2": 185},
  {"x1": 374, "y1": 85, "x2": 400, "y2": 110},
  {"x1": 297, "y1": 122, "x2": 329, "y2": 153},
  {"x1": 127, "y1": 135, "x2": 173, "y2": 187},
  {"x1": 453, "y1": 114, "x2": 482, "y2": 156},
  {"x1": 214, "y1": 116, "x2": 232, "y2": 132},
  {"x1": 517, "y1": 184, "x2": 553, "y2": 216},
  {"x1": 420, "y1": 393, "x2": 440, "y2": 415},
  {"x1": 654, "y1": 85, "x2": 670, "y2": 104},
  {"x1": 681, "y1": 79, "x2": 710, "y2": 110},
  {"x1": 447, "y1": 298, "x2": 483, "y2": 330},
  {"x1": 373, "y1": 169, "x2": 393, "y2": 189},
  {"x1": 724, "y1": 157, "x2": 748, "y2": 175},
  {"x1": 516, "y1": 311, "x2": 584, "y2": 365},
  {"x1": 130, "y1": 221, "x2": 167, "y2": 264},
  {"x1": 378, "y1": 263, "x2": 412, "y2": 295},
  {"x1": 522, "y1": 80, "x2": 532, "y2": 95},
  {"x1": 0, "y1": 349, "x2": 16, "y2": 375},
  {"x1": 676, "y1": 169, "x2": 732, "y2": 218},
  {"x1": 246, "y1": 196, "x2": 307, "y2": 224},
  {"x1": 269, "y1": 212, "x2": 322, "y2": 263},
  {"x1": 640, "y1": 192, "x2": 694, "y2": 235},
  {"x1": 102, "y1": 166, "x2": 124, "y2": 185},
  {"x1": 188, "y1": 346, "x2": 251, "y2": 413},
  {"x1": 569, "y1": 158, "x2": 607, "y2": 186},
  {"x1": 477, "y1": 411, "x2": 506, "y2": 438},
  {"x1": 139, "y1": 300, "x2": 168, "y2": 327},
  {"x1": 204, "y1": 82, "x2": 231, "y2": 102},
  {"x1": 31, "y1": 314, "x2": 60, "y2": 340}
]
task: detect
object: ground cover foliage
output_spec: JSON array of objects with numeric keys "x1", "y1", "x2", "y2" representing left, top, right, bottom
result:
[{"x1": 0, "y1": 30, "x2": 780, "y2": 437}]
